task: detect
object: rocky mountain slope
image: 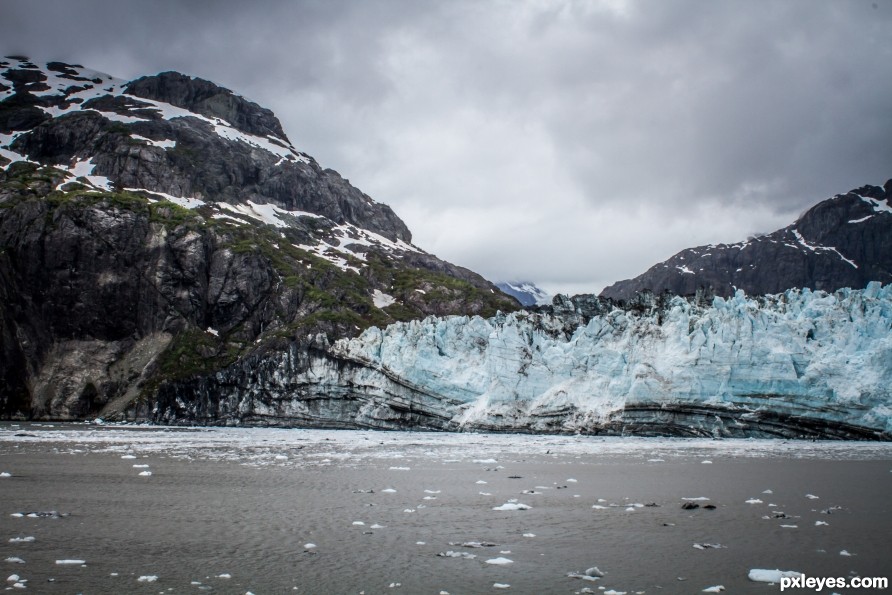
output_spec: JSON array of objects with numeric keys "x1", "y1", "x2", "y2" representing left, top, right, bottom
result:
[
  {"x1": 600, "y1": 181, "x2": 892, "y2": 300},
  {"x1": 0, "y1": 56, "x2": 518, "y2": 420}
]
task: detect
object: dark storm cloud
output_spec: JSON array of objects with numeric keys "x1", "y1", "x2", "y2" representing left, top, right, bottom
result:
[{"x1": 3, "y1": 0, "x2": 891, "y2": 293}]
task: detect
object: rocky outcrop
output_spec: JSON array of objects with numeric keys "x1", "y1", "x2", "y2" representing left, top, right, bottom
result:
[{"x1": 600, "y1": 181, "x2": 892, "y2": 301}]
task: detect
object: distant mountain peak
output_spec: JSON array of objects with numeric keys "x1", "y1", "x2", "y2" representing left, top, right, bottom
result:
[
  {"x1": 600, "y1": 179, "x2": 892, "y2": 300},
  {"x1": 496, "y1": 281, "x2": 552, "y2": 306}
]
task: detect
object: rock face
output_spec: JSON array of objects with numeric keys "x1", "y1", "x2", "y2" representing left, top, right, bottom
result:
[
  {"x1": 151, "y1": 284, "x2": 892, "y2": 439},
  {"x1": 0, "y1": 57, "x2": 518, "y2": 420},
  {"x1": 600, "y1": 182, "x2": 892, "y2": 301}
]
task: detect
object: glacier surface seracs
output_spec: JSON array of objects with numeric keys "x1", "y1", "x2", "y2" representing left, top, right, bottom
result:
[{"x1": 154, "y1": 284, "x2": 892, "y2": 439}]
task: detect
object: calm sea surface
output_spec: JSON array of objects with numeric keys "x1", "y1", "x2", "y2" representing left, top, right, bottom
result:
[{"x1": 1, "y1": 423, "x2": 891, "y2": 594}]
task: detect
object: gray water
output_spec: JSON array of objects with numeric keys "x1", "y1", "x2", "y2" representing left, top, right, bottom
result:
[{"x1": 1, "y1": 424, "x2": 890, "y2": 594}]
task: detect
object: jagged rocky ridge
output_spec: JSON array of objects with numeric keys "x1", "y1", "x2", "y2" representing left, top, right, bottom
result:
[
  {"x1": 152, "y1": 284, "x2": 892, "y2": 439},
  {"x1": 0, "y1": 57, "x2": 518, "y2": 420},
  {"x1": 601, "y1": 181, "x2": 892, "y2": 300}
]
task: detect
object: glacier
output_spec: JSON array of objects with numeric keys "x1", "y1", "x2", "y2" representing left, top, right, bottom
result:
[{"x1": 152, "y1": 283, "x2": 892, "y2": 439}]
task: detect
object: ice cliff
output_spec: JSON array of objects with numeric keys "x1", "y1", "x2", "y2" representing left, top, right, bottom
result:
[{"x1": 153, "y1": 283, "x2": 892, "y2": 439}]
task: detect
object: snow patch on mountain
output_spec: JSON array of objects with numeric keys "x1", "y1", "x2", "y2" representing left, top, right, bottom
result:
[
  {"x1": 495, "y1": 281, "x2": 552, "y2": 307},
  {"x1": 0, "y1": 57, "x2": 308, "y2": 164}
]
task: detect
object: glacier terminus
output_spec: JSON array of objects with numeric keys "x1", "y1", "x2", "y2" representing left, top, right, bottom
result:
[{"x1": 153, "y1": 283, "x2": 892, "y2": 440}]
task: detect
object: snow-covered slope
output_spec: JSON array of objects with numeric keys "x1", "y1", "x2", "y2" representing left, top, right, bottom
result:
[{"x1": 153, "y1": 283, "x2": 892, "y2": 439}]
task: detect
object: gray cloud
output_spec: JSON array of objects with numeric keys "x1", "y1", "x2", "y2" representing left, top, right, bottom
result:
[{"x1": 3, "y1": 0, "x2": 891, "y2": 294}]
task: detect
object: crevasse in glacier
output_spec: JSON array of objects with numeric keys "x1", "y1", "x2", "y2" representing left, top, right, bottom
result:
[{"x1": 323, "y1": 283, "x2": 892, "y2": 437}]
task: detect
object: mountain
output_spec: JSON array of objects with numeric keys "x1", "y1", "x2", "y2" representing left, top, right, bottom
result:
[
  {"x1": 600, "y1": 181, "x2": 892, "y2": 301},
  {"x1": 0, "y1": 56, "x2": 519, "y2": 420},
  {"x1": 153, "y1": 284, "x2": 892, "y2": 440},
  {"x1": 494, "y1": 281, "x2": 552, "y2": 307}
]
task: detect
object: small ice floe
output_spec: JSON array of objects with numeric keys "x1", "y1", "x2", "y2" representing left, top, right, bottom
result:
[
  {"x1": 9, "y1": 537, "x2": 34, "y2": 543},
  {"x1": 748, "y1": 569, "x2": 802, "y2": 583},
  {"x1": 217, "y1": 573, "x2": 232, "y2": 579},
  {"x1": 815, "y1": 521, "x2": 829, "y2": 526},
  {"x1": 121, "y1": 455, "x2": 137, "y2": 460},
  {"x1": 389, "y1": 467, "x2": 410, "y2": 471},
  {"x1": 702, "y1": 586, "x2": 725, "y2": 593},
  {"x1": 138, "y1": 471, "x2": 152, "y2": 476},
  {"x1": 132, "y1": 464, "x2": 150, "y2": 469},
  {"x1": 274, "y1": 455, "x2": 288, "y2": 461},
  {"x1": 449, "y1": 541, "x2": 498, "y2": 548},
  {"x1": 370, "y1": 524, "x2": 385, "y2": 529},
  {"x1": 485, "y1": 557, "x2": 513, "y2": 565},
  {"x1": 701, "y1": 460, "x2": 713, "y2": 464},
  {"x1": 352, "y1": 521, "x2": 365, "y2": 526},
  {"x1": 603, "y1": 590, "x2": 627, "y2": 595},
  {"x1": 763, "y1": 489, "x2": 773, "y2": 494},
  {"x1": 479, "y1": 492, "x2": 492, "y2": 496},
  {"x1": 566, "y1": 478, "x2": 578, "y2": 483},
  {"x1": 5, "y1": 558, "x2": 25, "y2": 564},
  {"x1": 523, "y1": 533, "x2": 535, "y2": 538},
  {"x1": 403, "y1": 509, "x2": 415, "y2": 513},
  {"x1": 136, "y1": 575, "x2": 158, "y2": 582},
  {"x1": 592, "y1": 505, "x2": 608, "y2": 510},
  {"x1": 0, "y1": 472, "x2": 11, "y2": 478},
  {"x1": 493, "y1": 583, "x2": 510, "y2": 589},
  {"x1": 745, "y1": 498, "x2": 763, "y2": 504},
  {"x1": 424, "y1": 490, "x2": 441, "y2": 494},
  {"x1": 416, "y1": 542, "x2": 426, "y2": 545},
  {"x1": 492, "y1": 501, "x2": 531, "y2": 511},
  {"x1": 381, "y1": 488, "x2": 397, "y2": 493},
  {"x1": 682, "y1": 497, "x2": 710, "y2": 501},
  {"x1": 647, "y1": 458, "x2": 665, "y2": 463},
  {"x1": 18, "y1": 511, "x2": 68, "y2": 519},
  {"x1": 779, "y1": 525, "x2": 798, "y2": 529},
  {"x1": 437, "y1": 551, "x2": 477, "y2": 560},
  {"x1": 423, "y1": 496, "x2": 437, "y2": 500},
  {"x1": 303, "y1": 543, "x2": 316, "y2": 550},
  {"x1": 805, "y1": 494, "x2": 819, "y2": 499},
  {"x1": 820, "y1": 506, "x2": 843, "y2": 514},
  {"x1": 388, "y1": 582, "x2": 401, "y2": 588},
  {"x1": 476, "y1": 480, "x2": 487, "y2": 485},
  {"x1": 692, "y1": 543, "x2": 725, "y2": 550},
  {"x1": 55, "y1": 559, "x2": 86, "y2": 565},
  {"x1": 839, "y1": 550, "x2": 854, "y2": 556},
  {"x1": 473, "y1": 459, "x2": 498, "y2": 464}
]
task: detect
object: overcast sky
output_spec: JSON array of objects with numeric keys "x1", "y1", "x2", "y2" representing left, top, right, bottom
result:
[{"x1": 3, "y1": 0, "x2": 891, "y2": 294}]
